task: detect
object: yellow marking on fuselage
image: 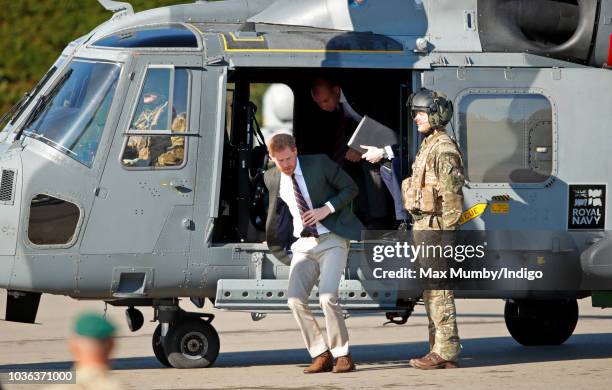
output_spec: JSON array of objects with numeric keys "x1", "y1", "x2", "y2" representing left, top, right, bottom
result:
[
  {"x1": 219, "y1": 33, "x2": 404, "y2": 54},
  {"x1": 228, "y1": 31, "x2": 265, "y2": 42}
]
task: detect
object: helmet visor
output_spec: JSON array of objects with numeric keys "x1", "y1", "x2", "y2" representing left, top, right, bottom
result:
[{"x1": 410, "y1": 107, "x2": 430, "y2": 119}]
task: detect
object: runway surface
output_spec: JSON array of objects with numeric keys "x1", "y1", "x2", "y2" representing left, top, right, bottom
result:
[{"x1": 1, "y1": 290, "x2": 611, "y2": 389}]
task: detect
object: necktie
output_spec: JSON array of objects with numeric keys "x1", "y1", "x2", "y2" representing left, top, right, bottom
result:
[{"x1": 291, "y1": 174, "x2": 319, "y2": 238}]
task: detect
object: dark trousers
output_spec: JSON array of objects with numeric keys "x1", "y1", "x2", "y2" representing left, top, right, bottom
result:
[
  {"x1": 380, "y1": 159, "x2": 409, "y2": 221},
  {"x1": 344, "y1": 160, "x2": 389, "y2": 225}
]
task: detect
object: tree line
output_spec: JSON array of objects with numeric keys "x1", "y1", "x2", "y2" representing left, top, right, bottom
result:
[{"x1": 0, "y1": 0, "x2": 191, "y2": 115}]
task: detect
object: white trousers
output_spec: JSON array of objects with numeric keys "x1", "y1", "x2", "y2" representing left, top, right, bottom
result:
[{"x1": 287, "y1": 232, "x2": 350, "y2": 358}]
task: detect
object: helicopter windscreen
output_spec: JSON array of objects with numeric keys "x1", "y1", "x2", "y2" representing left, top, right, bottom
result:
[
  {"x1": 20, "y1": 59, "x2": 121, "y2": 167},
  {"x1": 0, "y1": 55, "x2": 67, "y2": 136}
]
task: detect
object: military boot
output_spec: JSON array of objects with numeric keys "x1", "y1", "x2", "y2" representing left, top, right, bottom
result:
[{"x1": 409, "y1": 352, "x2": 457, "y2": 369}]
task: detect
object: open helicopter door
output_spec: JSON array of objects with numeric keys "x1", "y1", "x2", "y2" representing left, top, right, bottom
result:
[
  {"x1": 182, "y1": 64, "x2": 254, "y2": 297},
  {"x1": 80, "y1": 54, "x2": 203, "y2": 297},
  {"x1": 419, "y1": 67, "x2": 612, "y2": 233}
]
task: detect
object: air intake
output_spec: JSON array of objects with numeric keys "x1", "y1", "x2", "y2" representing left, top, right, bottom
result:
[
  {"x1": 0, "y1": 169, "x2": 16, "y2": 205},
  {"x1": 477, "y1": 0, "x2": 599, "y2": 64}
]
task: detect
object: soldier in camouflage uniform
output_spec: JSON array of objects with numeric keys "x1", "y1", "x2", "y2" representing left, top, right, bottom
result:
[
  {"x1": 156, "y1": 113, "x2": 187, "y2": 166},
  {"x1": 401, "y1": 88, "x2": 464, "y2": 369},
  {"x1": 128, "y1": 100, "x2": 170, "y2": 162}
]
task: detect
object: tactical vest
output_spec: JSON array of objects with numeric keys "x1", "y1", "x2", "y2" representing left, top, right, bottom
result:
[{"x1": 402, "y1": 131, "x2": 460, "y2": 214}]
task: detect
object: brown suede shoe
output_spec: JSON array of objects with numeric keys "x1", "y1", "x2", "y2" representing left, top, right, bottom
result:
[
  {"x1": 332, "y1": 354, "x2": 356, "y2": 373},
  {"x1": 303, "y1": 351, "x2": 333, "y2": 374},
  {"x1": 409, "y1": 352, "x2": 458, "y2": 370}
]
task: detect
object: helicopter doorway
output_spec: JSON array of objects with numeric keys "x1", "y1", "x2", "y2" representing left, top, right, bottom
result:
[{"x1": 212, "y1": 67, "x2": 411, "y2": 245}]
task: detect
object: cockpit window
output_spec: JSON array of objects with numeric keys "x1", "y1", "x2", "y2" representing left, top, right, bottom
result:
[
  {"x1": 92, "y1": 24, "x2": 198, "y2": 49},
  {"x1": 130, "y1": 68, "x2": 172, "y2": 131},
  {"x1": 1, "y1": 55, "x2": 67, "y2": 134},
  {"x1": 20, "y1": 60, "x2": 121, "y2": 167},
  {"x1": 122, "y1": 66, "x2": 190, "y2": 169}
]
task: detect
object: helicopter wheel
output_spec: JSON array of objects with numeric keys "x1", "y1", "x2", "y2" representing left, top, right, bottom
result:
[
  {"x1": 152, "y1": 324, "x2": 172, "y2": 367},
  {"x1": 164, "y1": 318, "x2": 220, "y2": 369},
  {"x1": 504, "y1": 299, "x2": 578, "y2": 346}
]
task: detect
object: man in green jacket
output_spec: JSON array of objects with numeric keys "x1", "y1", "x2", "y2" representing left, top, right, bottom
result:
[{"x1": 264, "y1": 133, "x2": 363, "y2": 374}]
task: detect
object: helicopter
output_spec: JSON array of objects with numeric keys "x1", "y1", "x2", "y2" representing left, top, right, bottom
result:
[{"x1": 0, "y1": 0, "x2": 611, "y2": 369}]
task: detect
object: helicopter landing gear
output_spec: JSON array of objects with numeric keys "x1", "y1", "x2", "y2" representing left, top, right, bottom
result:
[
  {"x1": 125, "y1": 307, "x2": 144, "y2": 332},
  {"x1": 164, "y1": 318, "x2": 220, "y2": 369},
  {"x1": 152, "y1": 324, "x2": 171, "y2": 367},
  {"x1": 152, "y1": 301, "x2": 220, "y2": 369},
  {"x1": 504, "y1": 299, "x2": 579, "y2": 346}
]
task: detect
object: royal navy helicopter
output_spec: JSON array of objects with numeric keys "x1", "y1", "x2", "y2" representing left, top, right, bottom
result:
[{"x1": 1, "y1": 0, "x2": 611, "y2": 369}]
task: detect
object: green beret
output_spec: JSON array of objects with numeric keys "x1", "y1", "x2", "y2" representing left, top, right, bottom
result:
[{"x1": 74, "y1": 313, "x2": 116, "y2": 340}]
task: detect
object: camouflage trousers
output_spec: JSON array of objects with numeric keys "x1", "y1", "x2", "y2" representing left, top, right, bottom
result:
[{"x1": 413, "y1": 215, "x2": 461, "y2": 362}]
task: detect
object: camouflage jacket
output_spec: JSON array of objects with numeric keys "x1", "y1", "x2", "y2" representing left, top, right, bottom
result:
[{"x1": 402, "y1": 129, "x2": 465, "y2": 230}]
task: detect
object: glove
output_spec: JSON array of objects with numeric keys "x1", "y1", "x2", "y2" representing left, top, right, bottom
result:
[{"x1": 360, "y1": 145, "x2": 385, "y2": 164}]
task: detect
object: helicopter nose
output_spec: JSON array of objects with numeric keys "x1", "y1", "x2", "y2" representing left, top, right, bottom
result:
[
  {"x1": 0, "y1": 146, "x2": 21, "y2": 289},
  {"x1": 0, "y1": 147, "x2": 21, "y2": 257},
  {"x1": 0, "y1": 141, "x2": 11, "y2": 154}
]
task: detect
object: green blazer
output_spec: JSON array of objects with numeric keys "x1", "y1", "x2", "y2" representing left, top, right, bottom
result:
[{"x1": 264, "y1": 154, "x2": 364, "y2": 264}]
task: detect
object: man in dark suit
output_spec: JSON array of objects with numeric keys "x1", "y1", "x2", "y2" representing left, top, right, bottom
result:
[
  {"x1": 264, "y1": 133, "x2": 363, "y2": 374},
  {"x1": 301, "y1": 78, "x2": 390, "y2": 228}
]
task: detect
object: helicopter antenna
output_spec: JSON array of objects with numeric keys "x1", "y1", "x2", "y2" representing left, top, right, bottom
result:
[{"x1": 97, "y1": 0, "x2": 134, "y2": 16}]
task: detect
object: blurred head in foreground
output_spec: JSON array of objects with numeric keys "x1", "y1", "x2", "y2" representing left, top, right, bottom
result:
[{"x1": 69, "y1": 313, "x2": 116, "y2": 370}]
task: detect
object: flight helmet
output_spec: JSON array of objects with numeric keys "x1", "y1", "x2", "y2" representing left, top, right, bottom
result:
[{"x1": 408, "y1": 88, "x2": 453, "y2": 128}]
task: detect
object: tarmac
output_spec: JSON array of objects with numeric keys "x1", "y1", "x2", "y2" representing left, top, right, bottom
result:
[{"x1": 1, "y1": 290, "x2": 611, "y2": 389}]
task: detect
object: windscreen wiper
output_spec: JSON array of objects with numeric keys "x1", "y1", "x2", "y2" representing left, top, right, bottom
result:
[
  {"x1": 16, "y1": 68, "x2": 73, "y2": 140},
  {"x1": 15, "y1": 97, "x2": 45, "y2": 141},
  {"x1": 0, "y1": 92, "x2": 30, "y2": 128},
  {"x1": 0, "y1": 65, "x2": 58, "y2": 129}
]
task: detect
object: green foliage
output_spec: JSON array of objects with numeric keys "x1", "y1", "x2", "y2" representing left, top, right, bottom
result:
[{"x1": 0, "y1": 0, "x2": 189, "y2": 114}]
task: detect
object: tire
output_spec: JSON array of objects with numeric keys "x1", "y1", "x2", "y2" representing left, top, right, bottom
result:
[
  {"x1": 126, "y1": 307, "x2": 144, "y2": 332},
  {"x1": 504, "y1": 299, "x2": 579, "y2": 346},
  {"x1": 164, "y1": 318, "x2": 220, "y2": 369},
  {"x1": 152, "y1": 324, "x2": 172, "y2": 367}
]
